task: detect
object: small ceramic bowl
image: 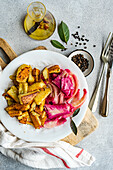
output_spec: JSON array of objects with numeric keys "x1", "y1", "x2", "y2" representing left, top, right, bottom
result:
[{"x1": 68, "y1": 49, "x2": 94, "y2": 77}]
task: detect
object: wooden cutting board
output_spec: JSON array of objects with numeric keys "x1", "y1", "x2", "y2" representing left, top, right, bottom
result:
[{"x1": 0, "y1": 38, "x2": 99, "y2": 146}]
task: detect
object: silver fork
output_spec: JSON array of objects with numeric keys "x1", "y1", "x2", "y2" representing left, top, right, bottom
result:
[
  {"x1": 101, "y1": 38, "x2": 113, "y2": 117},
  {"x1": 89, "y1": 32, "x2": 113, "y2": 112}
]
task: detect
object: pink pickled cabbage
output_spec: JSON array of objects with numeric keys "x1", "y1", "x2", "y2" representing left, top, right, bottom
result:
[
  {"x1": 42, "y1": 67, "x2": 87, "y2": 129},
  {"x1": 44, "y1": 117, "x2": 67, "y2": 129},
  {"x1": 45, "y1": 104, "x2": 70, "y2": 119}
]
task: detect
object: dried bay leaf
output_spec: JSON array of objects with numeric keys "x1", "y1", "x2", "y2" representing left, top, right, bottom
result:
[
  {"x1": 51, "y1": 40, "x2": 65, "y2": 49},
  {"x1": 58, "y1": 21, "x2": 69, "y2": 43}
]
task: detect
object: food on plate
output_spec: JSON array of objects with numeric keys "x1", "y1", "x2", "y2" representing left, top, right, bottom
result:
[
  {"x1": 28, "y1": 81, "x2": 45, "y2": 92},
  {"x1": 34, "y1": 87, "x2": 51, "y2": 105},
  {"x1": 7, "y1": 86, "x2": 19, "y2": 103},
  {"x1": 28, "y1": 66, "x2": 35, "y2": 84},
  {"x1": 42, "y1": 67, "x2": 49, "y2": 83},
  {"x1": 3, "y1": 64, "x2": 87, "y2": 129},
  {"x1": 48, "y1": 65, "x2": 60, "y2": 73},
  {"x1": 16, "y1": 64, "x2": 30, "y2": 82},
  {"x1": 32, "y1": 68, "x2": 40, "y2": 82},
  {"x1": 18, "y1": 90, "x2": 39, "y2": 104}
]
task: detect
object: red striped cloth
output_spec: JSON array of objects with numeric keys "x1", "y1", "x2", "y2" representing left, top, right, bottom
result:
[{"x1": 0, "y1": 121, "x2": 95, "y2": 169}]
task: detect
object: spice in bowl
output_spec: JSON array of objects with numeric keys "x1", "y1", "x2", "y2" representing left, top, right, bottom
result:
[{"x1": 72, "y1": 54, "x2": 89, "y2": 72}]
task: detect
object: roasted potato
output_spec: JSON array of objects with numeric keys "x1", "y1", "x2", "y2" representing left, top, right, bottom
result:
[
  {"x1": 34, "y1": 87, "x2": 51, "y2": 105},
  {"x1": 48, "y1": 65, "x2": 60, "y2": 73},
  {"x1": 34, "y1": 109, "x2": 47, "y2": 126},
  {"x1": 42, "y1": 67, "x2": 49, "y2": 82},
  {"x1": 29, "y1": 102, "x2": 36, "y2": 112},
  {"x1": 18, "y1": 111, "x2": 29, "y2": 120},
  {"x1": 8, "y1": 110, "x2": 22, "y2": 117},
  {"x1": 32, "y1": 68, "x2": 40, "y2": 82},
  {"x1": 40, "y1": 112, "x2": 47, "y2": 126},
  {"x1": 28, "y1": 80, "x2": 45, "y2": 92},
  {"x1": 23, "y1": 82, "x2": 28, "y2": 93},
  {"x1": 39, "y1": 99, "x2": 45, "y2": 112},
  {"x1": 18, "y1": 111, "x2": 32, "y2": 124},
  {"x1": 18, "y1": 90, "x2": 39, "y2": 104},
  {"x1": 5, "y1": 103, "x2": 30, "y2": 111},
  {"x1": 4, "y1": 96, "x2": 14, "y2": 106},
  {"x1": 9, "y1": 74, "x2": 16, "y2": 80},
  {"x1": 30, "y1": 111, "x2": 41, "y2": 129},
  {"x1": 7, "y1": 86, "x2": 19, "y2": 103},
  {"x1": 35, "y1": 106, "x2": 43, "y2": 116},
  {"x1": 16, "y1": 64, "x2": 30, "y2": 83},
  {"x1": 19, "y1": 83, "x2": 24, "y2": 94},
  {"x1": 28, "y1": 66, "x2": 35, "y2": 84}
]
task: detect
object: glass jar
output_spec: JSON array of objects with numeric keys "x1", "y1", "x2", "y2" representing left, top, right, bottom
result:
[{"x1": 24, "y1": 1, "x2": 56, "y2": 40}]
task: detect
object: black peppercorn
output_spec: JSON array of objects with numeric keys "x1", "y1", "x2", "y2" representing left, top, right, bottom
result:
[{"x1": 72, "y1": 54, "x2": 89, "y2": 72}]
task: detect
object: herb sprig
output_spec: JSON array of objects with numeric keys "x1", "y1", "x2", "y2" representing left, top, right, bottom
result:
[
  {"x1": 51, "y1": 21, "x2": 69, "y2": 49},
  {"x1": 70, "y1": 108, "x2": 80, "y2": 135}
]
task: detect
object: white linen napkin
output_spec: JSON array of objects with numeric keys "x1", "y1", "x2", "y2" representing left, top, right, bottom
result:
[{"x1": 0, "y1": 66, "x2": 95, "y2": 169}]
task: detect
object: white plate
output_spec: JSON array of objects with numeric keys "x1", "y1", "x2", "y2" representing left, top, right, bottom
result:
[{"x1": 0, "y1": 50, "x2": 89, "y2": 142}]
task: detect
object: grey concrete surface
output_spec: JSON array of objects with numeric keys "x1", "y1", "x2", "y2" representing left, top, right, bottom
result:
[{"x1": 0, "y1": 0, "x2": 113, "y2": 169}]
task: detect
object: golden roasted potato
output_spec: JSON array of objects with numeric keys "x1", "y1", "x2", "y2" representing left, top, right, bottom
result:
[
  {"x1": 28, "y1": 80, "x2": 45, "y2": 92},
  {"x1": 23, "y1": 82, "x2": 28, "y2": 93},
  {"x1": 28, "y1": 66, "x2": 35, "y2": 84},
  {"x1": 35, "y1": 106, "x2": 43, "y2": 116},
  {"x1": 7, "y1": 86, "x2": 19, "y2": 103},
  {"x1": 8, "y1": 110, "x2": 22, "y2": 117},
  {"x1": 39, "y1": 99, "x2": 45, "y2": 112},
  {"x1": 48, "y1": 65, "x2": 60, "y2": 73},
  {"x1": 9, "y1": 74, "x2": 16, "y2": 80},
  {"x1": 18, "y1": 90, "x2": 39, "y2": 104},
  {"x1": 34, "y1": 108, "x2": 47, "y2": 126},
  {"x1": 29, "y1": 102, "x2": 36, "y2": 112},
  {"x1": 42, "y1": 67, "x2": 49, "y2": 82},
  {"x1": 7, "y1": 100, "x2": 14, "y2": 106},
  {"x1": 19, "y1": 83, "x2": 24, "y2": 94},
  {"x1": 41, "y1": 111, "x2": 46, "y2": 118},
  {"x1": 32, "y1": 68, "x2": 40, "y2": 82},
  {"x1": 34, "y1": 87, "x2": 51, "y2": 105},
  {"x1": 30, "y1": 111, "x2": 41, "y2": 129},
  {"x1": 40, "y1": 112, "x2": 47, "y2": 126},
  {"x1": 16, "y1": 64, "x2": 30, "y2": 83},
  {"x1": 5, "y1": 103, "x2": 30, "y2": 111},
  {"x1": 4, "y1": 96, "x2": 14, "y2": 106},
  {"x1": 18, "y1": 111, "x2": 32, "y2": 125},
  {"x1": 19, "y1": 82, "x2": 28, "y2": 94},
  {"x1": 18, "y1": 111, "x2": 29, "y2": 120},
  {"x1": 26, "y1": 122, "x2": 34, "y2": 126}
]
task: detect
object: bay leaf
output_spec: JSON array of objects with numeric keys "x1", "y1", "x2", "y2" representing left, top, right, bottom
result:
[
  {"x1": 70, "y1": 119, "x2": 77, "y2": 135},
  {"x1": 72, "y1": 108, "x2": 80, "y2": 117},
  {"x1": 51, "y1": 40, "x2": 65, "y2": 49},
  {"x1": 58, "y1": 21, "x2": 69, "y2": 43}
]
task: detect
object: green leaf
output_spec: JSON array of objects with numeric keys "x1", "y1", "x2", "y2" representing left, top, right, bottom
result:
[
  {"x1": 72, "y1": 108, "x2": 80, "y2": 117},
  {"x1": 70, "y1": 119, "x2": 77, "y2": 135},
  {"x1": 58, "y1": 21, "x2": 69, "y2": 43},
  {"x1": 51, "y1": 40, "x2": 65, "y2": 49}
]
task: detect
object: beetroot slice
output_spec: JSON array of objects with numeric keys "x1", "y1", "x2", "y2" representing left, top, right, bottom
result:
[
  {"x1": 44, "y1": 116, "x2": 67, "y2": 129},
  {"x1": 45, "y1": 103, "x2": 70, "y2": 119}
]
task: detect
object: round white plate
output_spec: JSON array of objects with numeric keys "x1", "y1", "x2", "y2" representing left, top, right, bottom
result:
[{"x1": 0, "y1": 50, "x2": 89, "y2": 142}]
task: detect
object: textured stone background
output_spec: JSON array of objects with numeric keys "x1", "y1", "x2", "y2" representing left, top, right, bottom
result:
[{"x1": 0, "y1": 0, "x2": 113, "y2": 169}]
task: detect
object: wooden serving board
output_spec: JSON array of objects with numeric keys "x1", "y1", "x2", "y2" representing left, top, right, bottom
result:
[{"x1": 0, "y1": 38, "x2": 99, "y2": 146}]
